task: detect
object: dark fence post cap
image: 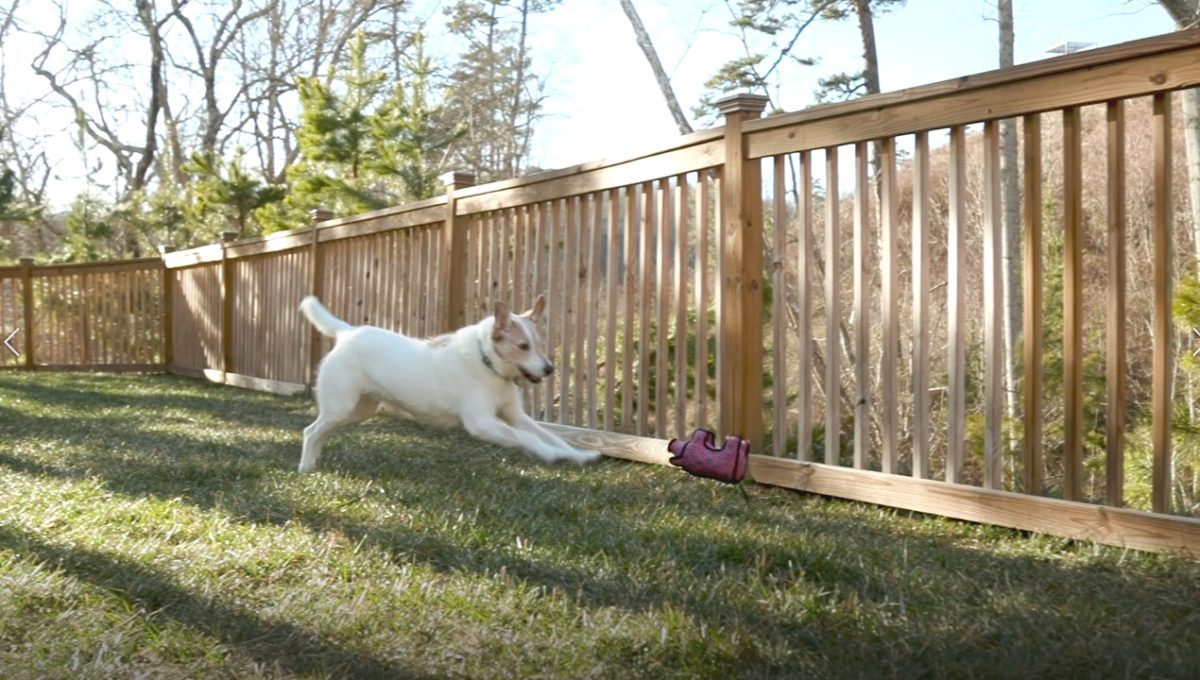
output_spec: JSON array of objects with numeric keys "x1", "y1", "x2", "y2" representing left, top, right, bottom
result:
[
  {"x1": 441, "y1": 172, "x2": 476, "y2": 190},
  {"x1": 309, "y1": 209, "x2": 335, "y2": 224}
]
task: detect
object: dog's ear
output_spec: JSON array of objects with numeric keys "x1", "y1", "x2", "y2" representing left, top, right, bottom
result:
[
  {"x1": 524, "y1": 294, "x2": 547, "y2": 324},
  {"x1": 493, "y1": 300, "x2": 511, "y2": 335}
]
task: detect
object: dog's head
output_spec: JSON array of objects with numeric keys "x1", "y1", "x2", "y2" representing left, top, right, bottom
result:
[{"x1": 490, "y1": 295, "x2": 553, "y2": 384}]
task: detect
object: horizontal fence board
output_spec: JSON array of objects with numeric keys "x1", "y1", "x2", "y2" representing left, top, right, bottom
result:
[
  {"x1": 455, "y1": 130, "x2": 724, "y2": 198},
  {"x1": 163, "y1": 244, "x2": 224, "y2": 268},
  {"x1": 167, "y1": 364, "x2": 307, "y2": 396},
  {"x1": 317, "y1": 207, "x2": 445, "y2": 245},
  {"x1": 0, "y1": 258, "x2": 160, "y2": 277},
  {"x1": 748, "y1": 456, "x2": 1200, "y2": 558},
  {"x1": 0, "y1": 363, "x2": 161, "y2": 373},
  {"x1": 746, "y1": 33, "x2": 1200, "y2": 157},
  {"x1": 456, "y1": 140, "x2": 724, "y2": 213}
]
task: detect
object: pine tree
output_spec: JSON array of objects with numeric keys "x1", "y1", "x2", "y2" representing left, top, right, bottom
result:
[
  {"x1": 278, "y1": 31, "x2": 462, "y2": 226},
  {"x1": 186, "y1": 150, "x2": 285, "y2": 239},
  {"x1": 370, "y1": 33, "x2": 465, "y2": 200}
]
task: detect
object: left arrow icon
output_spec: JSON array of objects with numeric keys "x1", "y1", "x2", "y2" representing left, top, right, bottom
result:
[{"x1": 4, "y1": 328, "x2": 19, "y2": 356}]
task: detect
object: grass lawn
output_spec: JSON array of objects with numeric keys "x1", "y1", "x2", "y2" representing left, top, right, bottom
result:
[{"x1": 0, "y1": 372, "x2": 1198, "y2": 678}]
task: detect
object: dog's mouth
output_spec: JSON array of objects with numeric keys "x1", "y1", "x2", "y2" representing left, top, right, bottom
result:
[{"x1": 520, "y1": 368, "x2": 543, "y2": 384}]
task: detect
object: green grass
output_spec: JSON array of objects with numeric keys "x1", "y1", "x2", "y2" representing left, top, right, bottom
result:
[{"x1": 0, "y1": 372, "x2": 1197, "y2": 679}]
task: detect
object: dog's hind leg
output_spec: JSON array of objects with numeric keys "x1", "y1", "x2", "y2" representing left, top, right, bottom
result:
[{"x1": 300, "y1": 392, "x2": 379, "y2": 473}]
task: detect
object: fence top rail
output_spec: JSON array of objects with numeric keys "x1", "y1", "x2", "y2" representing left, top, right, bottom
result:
[
  {"x1": 453, "y1": 128, "x2": 726, "y2": 213},
  {"x1": 0, "y1": 257, "x2": 163, "y2": 278},
  {"x1": 163, "y1": 196, "x2": 449, "y2": 268},
  {"x1": 745, "y1": 28, "x2": 1200, "y2": 157}
]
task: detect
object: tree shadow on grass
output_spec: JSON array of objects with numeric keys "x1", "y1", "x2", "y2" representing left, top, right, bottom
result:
[
  {"x1": 0, "y1": 371, "x2": 313, "y2": 430},
  {"x1": 0, "y1": 524, "x2": 433, "y2": 679}
]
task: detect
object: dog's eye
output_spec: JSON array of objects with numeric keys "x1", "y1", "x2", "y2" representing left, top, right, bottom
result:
[{"x1": 518, "y1": 342, "x2": 530, "y2": 351}]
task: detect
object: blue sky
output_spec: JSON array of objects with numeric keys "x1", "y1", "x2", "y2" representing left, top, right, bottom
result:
[{"x1": 526, "y1": 0, "x2": 1175, "y2": 170}]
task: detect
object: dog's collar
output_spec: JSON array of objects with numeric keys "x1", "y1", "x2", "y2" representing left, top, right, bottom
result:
[
  {"x1": 477, "y1": 336, "x2": 513, "y2": 382},
  {"x1": 478, "y1": 337, "x2": 499, "y2": 375}
]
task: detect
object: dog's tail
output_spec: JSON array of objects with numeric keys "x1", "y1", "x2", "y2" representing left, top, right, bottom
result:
[{"x1": 300, "y1": 296, "x2": 352, "y2": 337}]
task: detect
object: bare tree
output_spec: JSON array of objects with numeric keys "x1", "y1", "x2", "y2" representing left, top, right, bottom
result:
[
  {"x1": 618, "y1": 0, "x2": 693, "y2": 135},
  {"x1": 997, "y1": 0, "x2": 1021, "y2": 446},
  {"x1": 0, "y1": 0, "x2": 51, "y2": 206},
  {"x1": 444, "y1": 0, "x2": 555, "y2": 181},
  {"x1": 1157, "y1": 0, "x2": 1200, "y2": 269},
  {"x1": 29, "y1": 2, "x2": 155, "y2": 196},
  {"x1": 169, "y1": 0, "x2": 271, "y2": 158}
]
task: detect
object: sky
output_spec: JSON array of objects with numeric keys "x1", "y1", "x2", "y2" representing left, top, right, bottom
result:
[{"x1": 523, "y1": 0, "x2": 1175, "y2": 171}]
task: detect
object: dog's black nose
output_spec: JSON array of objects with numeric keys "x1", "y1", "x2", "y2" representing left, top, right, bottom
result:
[{"x1": 544, "y1": 362, "x2": 554, "y2": 376}]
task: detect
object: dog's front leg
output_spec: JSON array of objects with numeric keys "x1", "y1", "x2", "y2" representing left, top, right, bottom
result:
[
  {"x1": 500, "y1": 404, "x2": 601, "y2": 464},
  {"x1": 462, "y1": 412, "x2": 593, "y2": 464}
]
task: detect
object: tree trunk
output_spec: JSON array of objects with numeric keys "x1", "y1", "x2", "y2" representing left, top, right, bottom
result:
[
  {"x1": 1185, "y1": 89, "x2": 1200, "y2": 269},
  {"x1": 852, "y1": 0, "x2": 880, "y2": 95},
  {"x1": 134, "y1": 0, "x2": 166, "y2": 194},
  {"x1": 508, "y1": 0, "x2": 531, "y2": 177},
  {"x1": 617, "y1": 0, "x2": 693, "y2": 135},
  {"x1": 1157, "y1": 1, "x2": 1200, "y2": 269},
  {"x1": 998, "y1": 0, "x2": 1022, "y2": 455}
]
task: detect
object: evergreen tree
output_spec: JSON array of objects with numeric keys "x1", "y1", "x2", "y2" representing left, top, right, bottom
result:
[
  {"x1": 370, "y1": 33, "x2": 465, "y2": 201},
  {"x1": 60, "y1": 194, "x2": 114, "y2": 262},
  {"x1": 277, "y1": 31, "x2": 461, "y2": 227},
  {"x1": 186, "y1": 150, "x2": 285, "y2": 239}
]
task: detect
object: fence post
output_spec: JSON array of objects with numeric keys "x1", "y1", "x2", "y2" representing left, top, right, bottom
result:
[
  {"x1": 19, "y1": 257, "x2": 34, "y2": 369},
  {"x1": 716, "y1": 93, "x2": 768, "y2": 447},
  {"x1": 159, "y1": 246, "x2": 174, "y2": 371},
  {"x1": 307, "y1": 209, "x2": 333, "y2": 387},
  {"x1": 441, "y1": 171, "x2": 476, "y2": 334},
  {"x1": 220, "y1": 230, "x2": 237, "y2": 383}
]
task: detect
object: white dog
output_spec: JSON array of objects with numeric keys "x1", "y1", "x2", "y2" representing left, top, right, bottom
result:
[{"x1": 297, "y1": 294, "x2": 601, "y2": 472}]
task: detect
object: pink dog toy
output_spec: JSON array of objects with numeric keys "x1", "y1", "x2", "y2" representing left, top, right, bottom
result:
[{"x1": 667, "y1": 429, "x2": 749, "y2": 484}]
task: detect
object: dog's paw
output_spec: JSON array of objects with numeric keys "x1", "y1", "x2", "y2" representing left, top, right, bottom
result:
[{"x1": 297, "y1": 460, "x2": 316, "y2": 473}]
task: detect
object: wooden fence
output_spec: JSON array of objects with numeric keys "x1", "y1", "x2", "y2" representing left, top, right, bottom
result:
[
  {"x1": 0, "y1": 257, "x2": 165, "y2": 371},
  {"x1": 7, "y1": 31, "x2": 1200, "y2": 556}
]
